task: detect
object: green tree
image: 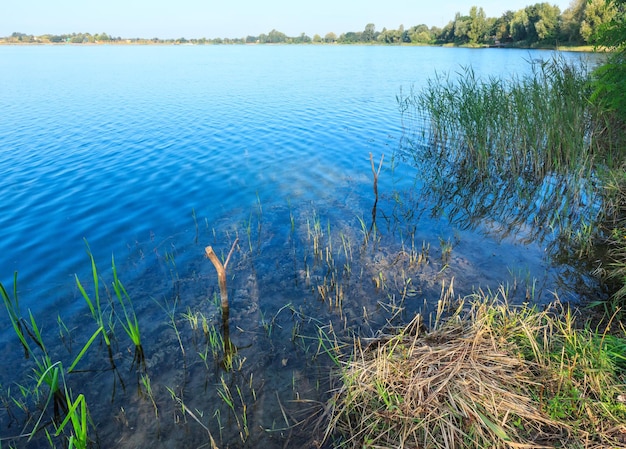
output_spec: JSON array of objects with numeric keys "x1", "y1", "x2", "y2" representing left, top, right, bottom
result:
[
  {"x1": 493, "y1": 11, "x2": 515, "y2": 42},
  {"x1": 339, "y1": 31, "x2": 362, "y2": 43},
  {"x1": 580, "y1": 0, "x2": 617, "y2": 42},
  {"x1": 362, "y1": 23, "x2": 376, "y2": 42},
  {"x1": 266, "y1": 29, "x2": 287, "y2": 43},
  {"x1": 324, "y1": 32, "x2": 337, "y2": 43},
  {"x1": 453, "y1": 12, "x2": 471, "y2": 43},
  {"x1": 294, "y1": 32, "x2": 311, "y2": 43},
  {"x1": 510, "y1": 3, "x2": 561, "y2": 43},
  {"x1": 377, "y1": 26, "x2": 403, "y2": 43},
  {"x1": 467, "y1": 6, "x2": 488, "y2": 43},
  {"x1": 533, "y1": 2, "x2": 561, "y2": 41},
  {"x1": 409, "y1": 24, "x2": 434, "y2": 43},
  {"x1": 438, "y1": 19, "x2": 456, "y2": 43},
  {"x1": 560, "y1": 0, "x2": 586, "y2": 43},
  {"x1": 510, "y1": 8, "x2": 530, "y2": 41},
  {"x1": 592, "y1": 0, "x2": 626, "y2": 118},
  {"x1": 558, "y1": 0, "x2": 614, "y2": 45}
]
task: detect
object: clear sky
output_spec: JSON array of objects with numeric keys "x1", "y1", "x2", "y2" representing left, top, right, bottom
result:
[{"x1": 1, "y1": 0, "x2": 573, "y2": 39}]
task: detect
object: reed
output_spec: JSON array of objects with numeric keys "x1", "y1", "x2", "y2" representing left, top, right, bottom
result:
[
  {"x1": 217, "y1": 374, "x2": 249, "y2": 443},
  {"x1": 368, "y1": 152, "x2": 384, "y2": 238},
  {"x1": 54, "y1": 390, "x2": 89, "y2": 449},
  {"x1": 167, "y1": 387, "x2": 219, "y2": 449},
  {"x1": 1, "y1": 272, "x2": 30, "y2": 358},
  {"x1": 111, "y1": 255, "x2": 145, "y2": 371},
  {"x1": 192, "y1": 208, "x2": 199, "y2": 244},
  {"x1": 400, "y1": 56, "x2": 626, "y2": 311},
  {"x1": 140, "y1": 373, "x2": 159, "y2": 419},
  {"x1": 75, "y1": 243, "x2": 113, "y2": 349},
  {"x1": 400, "y1": 59, "x2": 608, "y2": 238},
  {"x1": 322, "y1": 285, "x2": 626, "y2": 448}
]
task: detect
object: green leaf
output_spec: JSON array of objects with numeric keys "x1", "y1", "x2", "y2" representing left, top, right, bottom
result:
[
  {"x1": 475, "y1": 410, "x2": 512, "y2": 442},
  {"x1": 68, "y1": 326, "x2": 103, "y2": 373}
]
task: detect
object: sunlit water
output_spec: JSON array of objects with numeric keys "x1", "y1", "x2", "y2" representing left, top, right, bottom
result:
[{"x1": 0, "y1": 45, "x2": 600, "y2": 448}]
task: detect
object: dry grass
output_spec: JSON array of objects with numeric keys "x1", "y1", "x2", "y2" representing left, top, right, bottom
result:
[{"x1": 323, "y1": 283, "x2": 626, "y2": 448}]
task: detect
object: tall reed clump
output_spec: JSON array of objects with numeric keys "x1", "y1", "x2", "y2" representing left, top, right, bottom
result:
[
  {"x1": 322, "y1": 284, "x2": 626, "y2": 449},
  {"x1": 408, "y1": 58, "x2": 603, "y2": 181},
  {"x1": 399, "y1": 56, "x2": 626, "y2": 308},
  {"x1": 402, "y1": 58, "x2": 608, "y2": 238}
]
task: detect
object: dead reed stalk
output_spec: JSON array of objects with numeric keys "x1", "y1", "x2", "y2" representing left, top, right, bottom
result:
[{"x1": 323, "y1": 289, "x2": 626, "y2": 449}]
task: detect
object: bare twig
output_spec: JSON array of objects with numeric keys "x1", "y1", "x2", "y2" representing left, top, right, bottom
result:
[
  {"x1": 369, "y1": 152, "x2": 384, "y2": 198},
  {"x1": 205, "y1": 238, "x2": 239, "y2": 312}
]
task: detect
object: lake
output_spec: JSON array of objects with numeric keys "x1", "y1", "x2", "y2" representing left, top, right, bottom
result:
[{"x1": 0, "y1": 44, "x2": 600, "y2": 448}]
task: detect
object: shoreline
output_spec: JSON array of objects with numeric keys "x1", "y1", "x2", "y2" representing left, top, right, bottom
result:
[{"x1": 0, "y1": 40, "x2": 602, "y2": 52}]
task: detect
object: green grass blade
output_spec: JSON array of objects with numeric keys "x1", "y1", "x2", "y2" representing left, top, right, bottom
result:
[
  {"x1": 55, "y1": 393, "x2": 85, "y2": 436},
  {"x1": 475, "y1": 409, "x2": 512, "y2": 442},
  {"x1": 68, "y1": 326, "x2": 104, "y2": 373},
  {"x1": 75, "y1": 275, "x2": 95, "y2": 319}
]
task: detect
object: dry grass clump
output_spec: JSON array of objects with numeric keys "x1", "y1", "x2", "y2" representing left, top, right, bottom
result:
[{"x1": 323, "y1": 283, "x2": 626, "y2": 448}]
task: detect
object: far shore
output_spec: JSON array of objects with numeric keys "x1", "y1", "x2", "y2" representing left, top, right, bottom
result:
[{"x1": 0, "y1": 40, "x2": 603, "y2": 53}]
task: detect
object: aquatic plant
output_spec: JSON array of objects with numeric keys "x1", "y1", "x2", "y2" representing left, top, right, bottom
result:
[
  {"x1": 368, "y1": 152, "x2": 384, "y2": 239},
  {"x1": 400, "y1": 58, "x2": 606, "y2": 241},
  {"x1": 167, "y1": 387, "x2": 219, "y2": 449},
  {"x1": 0, "y1": 273, "x2": 105, "y2": 447},
  {"x1": 75, "y1": 242, "x2": 114, "y2": 351},
  {"x1": 111, "y1": 255, "x2": 145, "y2": 371},
  {"x1": 54, "y1": 389, "x2": 90, "y2": 449},
  {"x1": 1, "y1": 271, "x2": 30, "y2": 357},
  {"x1": 140, "y1": 373, "x2": 159, "y2": 419},
  {"x1": 399, "y1": 56, "x2": 626, "y2": 311}
]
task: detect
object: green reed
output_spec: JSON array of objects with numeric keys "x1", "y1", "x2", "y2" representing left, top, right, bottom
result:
[
  {"x1": 54, "y1": 390, "x2": 89, "y2": 449},
  {"x1": 400, "y1": 57, "x2": 626, "y2": 310},
  {"x1": 1, "y1": 272, "x2": 30, "y2": 357},
  {"x1": 75, "y1": 242, "x2": 113, "y2": 349},
  {"x1": 111, "y1": 255, "x2": 144, "y2": 370},
  {"x1": 0, "y1": 275, "x2": 100, "y2": 447},
  {"x1": 411, "y1": 59, "x2": 601, "y2": 184},
  {"x1": 140, "y1": 373, "x2": 159, "y2": 419}
]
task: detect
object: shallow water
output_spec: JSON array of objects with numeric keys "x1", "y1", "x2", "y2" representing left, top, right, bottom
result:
[{"x1": 0, "y1": 44, "x2": 600, "y2": 448}]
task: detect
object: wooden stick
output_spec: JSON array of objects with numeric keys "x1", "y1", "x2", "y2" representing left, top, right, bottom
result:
[
  {"x1": 205, "y1": 238, "x2": 239, "y2": 311},
  {"x1": 369, "y1": 153, "x2": 384, "y2": 197}
]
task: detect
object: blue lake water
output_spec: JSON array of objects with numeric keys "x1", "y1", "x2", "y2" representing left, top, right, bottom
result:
[{"x1": 0, "y1": 45, "x2": 600, "y2": 448}]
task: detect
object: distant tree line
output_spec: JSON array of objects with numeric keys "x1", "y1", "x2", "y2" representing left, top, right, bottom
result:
[{"x1": 1, "y1": 0, "x2": 622, "y2": 47}]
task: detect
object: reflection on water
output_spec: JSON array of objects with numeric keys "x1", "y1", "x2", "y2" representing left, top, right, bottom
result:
[{"x1": 403, "y1": 138, "x2": 601, "y2": 247}]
